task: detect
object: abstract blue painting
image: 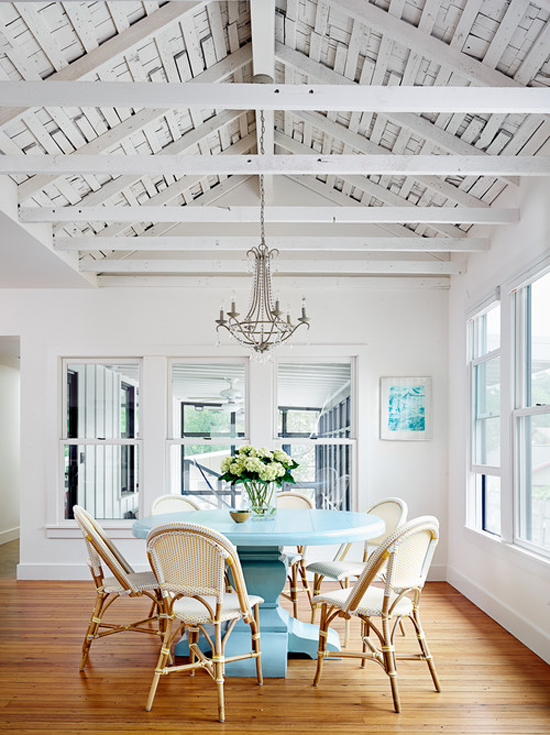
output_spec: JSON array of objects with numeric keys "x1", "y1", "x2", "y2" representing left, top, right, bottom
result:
[
  {"x1": 387, "y1": 384, "x2": 426, "y2": 432},
  {"x1": 380, "y1": 377, "x2": 431, "y2": 440}
]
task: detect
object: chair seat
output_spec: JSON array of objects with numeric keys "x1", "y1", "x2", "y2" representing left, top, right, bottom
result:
[
  {"x1": 103, "y1": 570, "x2": 160, "y2": 594},
  {"x1": 312, "y1": 585, "x2": 413, "y2": 618},
  {"x1": 173, "y1": 593, "x2": 264, "y2": 625},
  {"x1": 307, "y1": 559, "x2": 365, "y2": 581}
]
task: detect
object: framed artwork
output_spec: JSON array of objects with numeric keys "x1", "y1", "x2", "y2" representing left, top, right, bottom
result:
[{"x1": 380, "y1": 377, "x2": 432, "y2": 441}]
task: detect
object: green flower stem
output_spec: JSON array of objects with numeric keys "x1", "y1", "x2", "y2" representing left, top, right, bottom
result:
[{"x1": 245, "y1": 481, "x2": 275, "y2": 510}]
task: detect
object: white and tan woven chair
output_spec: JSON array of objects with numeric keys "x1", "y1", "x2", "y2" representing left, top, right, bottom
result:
[
  {"x1": 73, "y1": 505, "x2": 164, "y2": 671},
  {"x1": 151, "y1": 494, "x2": 201, "y2": 514},
  {"x1": 276, "y1": 491, "x2": 314, "y2": 618},
  {"x1": 145, "y1": 521, "x2": 263, "y2": 722},
  {"x1": 307, "y1": 497, "x2": 408, "y2": 631},
  {"x1": 313, "y1": 515, "x2": 441, "y2": 713}
]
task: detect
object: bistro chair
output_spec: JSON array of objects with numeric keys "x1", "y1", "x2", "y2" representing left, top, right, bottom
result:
[
  {"x1": 307, "y1": 497, "x2": 408, "y2": 628},
  {"x1": 145, "y1": 521, "x2": 263, "y2": 722},
  {"x1": 277, "y1": 491, "x2": 314, "y2": 618},
  {"x1": 73, "y1": 505, "x2": 164, "y2": 671},
  {"x1": 151, "y1": 494, "x2": 201, "y2": 514},
  {"x1": 313, "y1": 516, "x2": 441, "y2": 713}
]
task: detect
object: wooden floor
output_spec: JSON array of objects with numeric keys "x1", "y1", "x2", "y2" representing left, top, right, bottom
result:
[{"x1": 0, "y1": 579, "x2": 549, "y2": 735}]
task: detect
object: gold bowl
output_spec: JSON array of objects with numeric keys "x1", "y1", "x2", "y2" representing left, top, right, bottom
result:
[{"x1": 229, "y1": 510, "x2": 250, "y2": 523}]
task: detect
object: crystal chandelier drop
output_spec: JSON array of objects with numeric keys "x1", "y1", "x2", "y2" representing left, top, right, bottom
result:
[{"x1": 215, "y1": 109, "x2": 310, "y2": 355}]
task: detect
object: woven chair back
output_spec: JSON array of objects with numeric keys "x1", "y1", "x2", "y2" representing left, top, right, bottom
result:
[
  {"x1": 151, "y1": 494, "x2": 201, "y2": 514},
  {"x1": 73, "y1": 505, "x2": 136, "y2": 592},
  {"x1": 365, "y1": 497, "x2": 408, "y2": 548},
  {"x1": 277, "y1": 491, "x2": 314, "y2": 509},
  {"x1": 344, "y1": 516, "x2": 439, "y2": 615},
  {"x1": 146, "y1": 522, "x2": 253, "y2": 618}
]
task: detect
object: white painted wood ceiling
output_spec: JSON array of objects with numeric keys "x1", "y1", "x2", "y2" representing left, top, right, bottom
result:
[{"x1": 1, "y1": 0, "x2": 549, "y2": 287}]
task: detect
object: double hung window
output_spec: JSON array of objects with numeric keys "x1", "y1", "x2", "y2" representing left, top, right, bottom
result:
[
  {"x1": 514, "y1": 270, "x2": 550, "y2": 557},
  {"x1": 62, "y1": 361, "x2": 140, "y2": 520},
  {"x1": 469, "y1": 304, "x2": 501, "y2": 535}
]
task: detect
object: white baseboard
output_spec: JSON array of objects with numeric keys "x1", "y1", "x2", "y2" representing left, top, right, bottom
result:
[
  {"x1": 0, "y1": 527, "x2": 19, "y2": 545},
  {"x1": 17, "y1": 563, "x2": 90, "y2": 581},
  {"x1": 447, "y1": 564, "x2": 550, "y2": 666}
]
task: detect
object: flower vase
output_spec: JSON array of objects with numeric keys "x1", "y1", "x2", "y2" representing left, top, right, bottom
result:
[{"x1": 243, "y1": 481, "x2": 277, "y2": 520}]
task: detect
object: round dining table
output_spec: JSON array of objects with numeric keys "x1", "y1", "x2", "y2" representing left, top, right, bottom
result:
[{"x1": 132, "y1": 508, "x2": 384, "y2": 678}]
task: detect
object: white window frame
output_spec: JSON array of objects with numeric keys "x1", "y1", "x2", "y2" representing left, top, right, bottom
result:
[
  {"x1": 467, "y1": 303, "x2": 501, "y2": 534},
  {"x1": 512, "y1": 269, "x2": 550, "y2": 560},
  {"x1": 59, "y1": 358, "x2": 142, "y2": 524}
]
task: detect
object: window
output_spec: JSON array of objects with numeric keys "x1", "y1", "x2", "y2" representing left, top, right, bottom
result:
[
  {"x1": 62, "y1": 361, "x2": 140, "y2": 520},
  {"x1": 469, "y1": 303, "x2": 501, "y2": 535},
  {"x1": 277, "y1": 362, "x2": 354, "y2": 510},
  {"x1": 514, "y1": 270, "x2": 550, "y2": 557},
  {"x1": 169, "y1": 361, "x2": 246, "y2": 509}
]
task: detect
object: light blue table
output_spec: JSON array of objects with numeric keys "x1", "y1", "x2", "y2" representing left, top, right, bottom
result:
[{"x1": 132, "y1": 508, "x2": 384, "y2": 678}]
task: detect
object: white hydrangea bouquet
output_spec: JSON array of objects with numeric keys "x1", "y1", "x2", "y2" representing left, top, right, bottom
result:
[{"x1": 219, "y1": 445, "x2": 299, "y2": 518}]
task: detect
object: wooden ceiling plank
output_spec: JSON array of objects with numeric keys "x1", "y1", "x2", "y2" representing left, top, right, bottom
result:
[
  {"x1": 482, "y1": 0, "x2": 529, "y2": 69},
  {"x1": 62, "y1": 2, "x2": 100, "y2": 54},
  {"x1": 15, "y1": 5, "x2": 69, "y2": 71},
  {"x1": 513, "y1": 20, "x2": 550, "y2": 85}
]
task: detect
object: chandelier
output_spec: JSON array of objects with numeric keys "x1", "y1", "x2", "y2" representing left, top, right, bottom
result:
[{"x1": 215, "y1": 108, "x2": 310, "y2": 355}]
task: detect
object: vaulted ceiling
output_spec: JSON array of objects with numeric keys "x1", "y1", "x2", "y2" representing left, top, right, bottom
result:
[{"x1": 1, "y1": 0, "x2": 549, "y2": 288}]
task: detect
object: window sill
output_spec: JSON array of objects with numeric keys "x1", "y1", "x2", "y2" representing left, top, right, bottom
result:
[
  {"x1": 46, "y1": 523, "x2": 137, "y2": 539},
  {"x1": 463, "y1": 525, "x2": 550, "y2": 575}
]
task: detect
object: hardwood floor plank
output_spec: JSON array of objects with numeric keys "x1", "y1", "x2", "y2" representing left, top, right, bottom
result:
[{"x1": 0, "y1": 580, "x2": 548, "y2": 734}]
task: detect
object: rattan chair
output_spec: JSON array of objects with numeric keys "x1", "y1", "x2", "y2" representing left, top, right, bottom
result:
[
  {"x1": 276, "y1": 491, "x2": 314, "y2": 618},
  {"x1": 151, "y1": 494, "x2": 201, "y2": 514},
  {"x1": 73, "y1": 505, "x2": 164, "y2": 671},
  {"x1": 307, "y1": 497, "x2": 408, "y2": 630},
  {"x1": 313, "y1": 516, "x2": 441, "y2": 713},
  {"x1": 145, "y1": 521, "x2": 263, "y2": 722}
]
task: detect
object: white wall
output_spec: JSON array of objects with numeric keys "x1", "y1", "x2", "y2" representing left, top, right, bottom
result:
[
  {"x1": 448, "y1": 176, "x2": 550, "y2": 665},
  {"x1": 0, "y1": 361, "x2": 20, "y2": 544},
  {"x1": 0, "y1": 279, "x2": 449, "y2": 581}
]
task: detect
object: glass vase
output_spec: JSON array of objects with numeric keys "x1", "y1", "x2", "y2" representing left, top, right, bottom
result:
[{"x1": 243, "y1": 481, "x2": 277, "y2": 521}]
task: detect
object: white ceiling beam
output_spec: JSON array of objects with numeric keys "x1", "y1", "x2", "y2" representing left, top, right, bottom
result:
[
  {"x1": 26, "y1": 206, "x2": 517, "y2": 224},
  {"x1": 53, "y1": 236, "x2": 489, "y2": 253},
  {"x1": 0, "y1": 2, "x2": 202, "y2": 129},
  {"x1": 79, "y1": 258, "x2": 464, "y2": 276},
  {"x1": 1, "y1": 81, "x2": 548, "y2": 113},
  {"x1": 4, "y1": 154, "x2": 548, "y2": 176}
]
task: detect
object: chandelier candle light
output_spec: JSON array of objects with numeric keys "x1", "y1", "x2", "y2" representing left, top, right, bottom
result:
[{"x1": 215, "y1": 103, "x2": 310, "y2": 354}]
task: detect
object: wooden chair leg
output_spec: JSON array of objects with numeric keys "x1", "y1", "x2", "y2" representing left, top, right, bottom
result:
[
  {"x1": 313, "y1": 604, "x2": 329, "y2": 686},
  {"x1": 381, "y1": 616, "x2": 401, "y2": 713},
  {"x1": 289, "y1": 564, "x2": 299, "y2": 619},
  {"x1": 310, "y1": 574, "x2": 323, "y2": 623},
  {"x1": 214, "y1": 623, "x2": 225, "y2": 723},
  {"x1": 79, "y1": 591, "x2": 107, "y2": 670},
  {"x1": 410, "y1": 610, "x2": 441, "y2": 692},
  {"x1": 251, "y1": 604, "x2": 263, "y2": 686},
  {"x1": 297, "y1": 560, "x2": 313, "y2": 604},
  {"x1": 145, "y1": 617, "x2": 173, "y2": 712}
]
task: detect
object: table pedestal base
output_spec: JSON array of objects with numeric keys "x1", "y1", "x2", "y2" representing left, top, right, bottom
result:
[{"x1": 174, "y1": 544, "x2": 340, "y2": 677}]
